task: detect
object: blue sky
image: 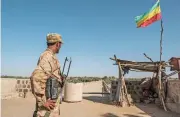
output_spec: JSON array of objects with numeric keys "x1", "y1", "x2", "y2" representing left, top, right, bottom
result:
[{"x1": 2, "y1": 0, "x2": 180, "y2": 78}]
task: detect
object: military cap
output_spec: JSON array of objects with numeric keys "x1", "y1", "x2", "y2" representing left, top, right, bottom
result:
[{"x1": 46, "y1": 33, "x2": 63, "y2": 44}]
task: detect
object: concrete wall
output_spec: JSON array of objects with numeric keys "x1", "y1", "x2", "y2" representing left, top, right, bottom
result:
[
  {"x1": 111, "y1": 79, "x2": 180, "y2": 114},
  {"x1": 166, "y1": 80, "x2": 180, "y2": 113},
  {"x1": 1, "y1": 78, "x2": 103, "y2": 99},
  {"x1": 110, "y1": 80, "x2": 142, "y2": 102},
  {"x1": 1, "y1": 78, "x2": 19, "y2": 99},
  {"x1": 0, "y1": 78, "x2": 147, "y2": 100},
  {"x1": 16, "y1": 78, "x2": 32, "y2": 97},
  {"x1": 1, "y1": 78, "x2": 32, "y2": 99},
  {"x1": 1, "y1": 78, "x2": 180, "y2": 114}
]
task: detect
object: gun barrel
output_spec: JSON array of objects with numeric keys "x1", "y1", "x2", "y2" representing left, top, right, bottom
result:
[
  {"x1": 66, "y1": 57, "x2": 72, "y2": 77},
  {"x1": 62, "y1": 57, "x2": 68, "y2": 74}
]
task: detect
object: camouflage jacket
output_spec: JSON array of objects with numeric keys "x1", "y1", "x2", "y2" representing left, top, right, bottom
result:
[{"x1": 30, "y1": 48, "x2": 62, "y2": 108}]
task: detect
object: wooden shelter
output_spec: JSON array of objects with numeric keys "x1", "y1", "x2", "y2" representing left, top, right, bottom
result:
[{"x1": 110, "y1": 54, "x2": 180, "y2": 111}]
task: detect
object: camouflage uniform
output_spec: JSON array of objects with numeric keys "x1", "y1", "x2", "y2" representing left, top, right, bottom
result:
[{"x1": 30, "y1": 33, "x2": 63, "y2": 117}]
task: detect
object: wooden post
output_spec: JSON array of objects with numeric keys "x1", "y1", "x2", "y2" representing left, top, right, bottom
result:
[
  {"x1": 158, "y1": 17, "x2": 167, "y2": 111},
  {"x1": 178, "y1": 59, "x2": 180, "y2": 80},
  {"x1": 114, "y1": 55, "x2": 130, "y2": 107},
  {"x1": 122, "y1": 76, "x2": 131, "y2": 106},
  {"x1": 143, "y1": 53, "x2": 154, "y2": 62},
  {"x1": 114, "y1": 55, "x2": 122, "y2": 103},
  {"x1": 160, "y1": 20, "x2": 163, "y2": 62},
  {"x1": 158, "y1": 64, "x2": 167, "y2": 111},
  {"x1": 118, "y1": 61, "x2": 131, "y2": 107},
  {"x1": 117, "y1": 61, "x2": 124, "y2": 106}
]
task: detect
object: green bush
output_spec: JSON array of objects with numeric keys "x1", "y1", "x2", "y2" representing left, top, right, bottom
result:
[
  {"x1": 1, "y1": 75, "x2": 29, "y2": 79},
  {"x1": 66, "y1": 77, "x2": 101, "y2": 83},
  {"x1": 102, "y1": 76, "x2": 117, "y2": 84}
]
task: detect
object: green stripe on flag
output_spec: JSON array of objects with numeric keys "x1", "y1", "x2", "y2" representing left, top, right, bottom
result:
[{"x1": 135, "y1": 0, "x2": 160, "y2": 23}]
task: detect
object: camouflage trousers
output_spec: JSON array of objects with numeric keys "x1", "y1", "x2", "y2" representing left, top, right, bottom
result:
[{"x1": 33, "y1": 103, "x2": 60, "y2": 117}]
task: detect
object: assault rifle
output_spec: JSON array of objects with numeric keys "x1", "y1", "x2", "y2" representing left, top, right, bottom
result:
[
  {"x1": 61, "y1": 57, "x2": 72, "y2": 87},
  {"x1": 44, "y1": 57, "x2": 72, "y2": 102},
  {"x1": 43, "y1": 57, "x2": 72, "y2": 117},
  {"x1": 59, "y1": 57, "x2": 72, "y2": 103}
]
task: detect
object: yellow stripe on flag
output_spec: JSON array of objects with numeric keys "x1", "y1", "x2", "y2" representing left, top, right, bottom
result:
[{"x1": 137, "y1": 6, "x2": 161, "y2": 27}]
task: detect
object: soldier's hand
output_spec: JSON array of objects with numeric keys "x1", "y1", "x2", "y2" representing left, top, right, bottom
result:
[
  {"x1": 61, "y1": 74, "x2": 67, "y2": 81},
  {"x1": 43, "y1": 98, "x2": 56, "y2": 110}
]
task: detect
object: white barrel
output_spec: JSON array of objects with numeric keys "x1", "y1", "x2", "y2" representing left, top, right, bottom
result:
[{"x1": 64, "y1": 82, "x2": 83, "y2": 102}]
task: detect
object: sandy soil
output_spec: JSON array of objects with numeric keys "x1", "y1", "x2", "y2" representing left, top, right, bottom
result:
[{"x1": 1, "y1": 81, "x2": 180, "y2": 117}]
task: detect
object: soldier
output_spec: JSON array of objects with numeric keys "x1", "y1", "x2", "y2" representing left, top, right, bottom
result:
[{"x1": 30, "y1": 33, "x2": 64, "y2": 117}]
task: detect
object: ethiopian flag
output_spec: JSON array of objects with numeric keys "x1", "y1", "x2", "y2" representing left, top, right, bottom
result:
[{"x1": 135, "y1": 0, "x2": 162, "y2": 28}]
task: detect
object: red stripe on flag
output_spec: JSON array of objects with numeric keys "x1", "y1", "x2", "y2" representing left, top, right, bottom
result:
[{"x1": 138, "y1": 13, "x2": 162, "y2": 28}]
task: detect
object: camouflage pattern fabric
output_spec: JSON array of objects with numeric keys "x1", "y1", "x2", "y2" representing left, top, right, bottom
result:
[
  {"x1": 46, "y1": 33, "x2": 63, "y2": 44},
  {"x1": 30, "y1": 48, "x2": 62, "y2": 117}
]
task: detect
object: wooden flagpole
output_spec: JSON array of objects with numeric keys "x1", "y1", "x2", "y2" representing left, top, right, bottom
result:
[
  {"x1": 158, "y1": 13, "x2": 167, "y2": 110},
  {"x1": 160, "y1": 19, "x2": 163, "y2": 62}
]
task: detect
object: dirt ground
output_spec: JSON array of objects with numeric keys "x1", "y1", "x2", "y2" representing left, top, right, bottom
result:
[{"x1": 1, "y1": 81, "x2": 180, "y2": 117}]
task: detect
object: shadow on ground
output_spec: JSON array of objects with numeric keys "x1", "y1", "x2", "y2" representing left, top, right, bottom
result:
[
  {"x1": 83, "y1": 96, "x2": 113, "y2": 105},
  {"x1": 83, "y1": 96, "x2": 180, "y2": 117},
  {"x1": 100, "y1": 113, "x2": 146, "y2": 117},
  {"x1": 100, "y1": 113, "x2": 119, "y2": 117},
  {"x1": 134, "y1": 103, "x2": 180, "y2": 117}
]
